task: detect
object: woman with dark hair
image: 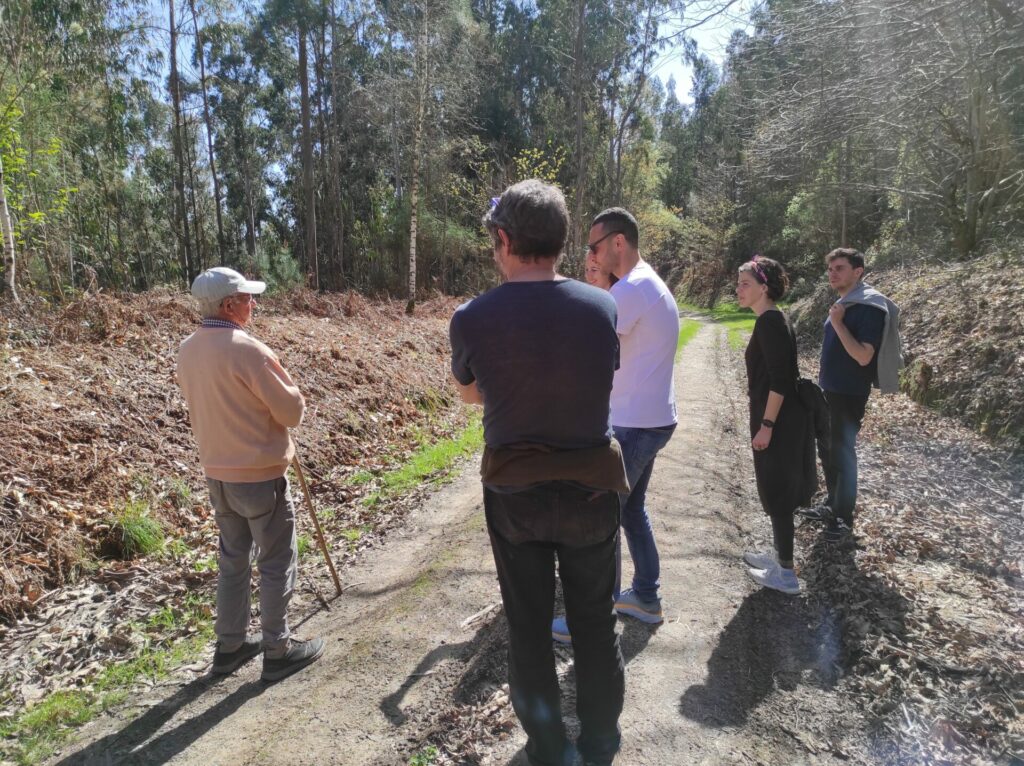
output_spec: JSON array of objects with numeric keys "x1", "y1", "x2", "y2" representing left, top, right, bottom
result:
[{"x1": 735, "y1": 255, "x2": 808, "y2": 594}]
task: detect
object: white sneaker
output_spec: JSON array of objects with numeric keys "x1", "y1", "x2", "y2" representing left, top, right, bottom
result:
[
  {"x1": 742, "y1": 550, "x2": 777, "y2": 570},
  {"x1": 747, "y1": 564, "x2": 800, "y2": 595}
]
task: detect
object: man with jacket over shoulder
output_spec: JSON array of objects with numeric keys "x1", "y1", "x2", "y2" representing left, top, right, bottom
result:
[{"x1": 804, "y1": 248, "x2": 903, "y2": 542}]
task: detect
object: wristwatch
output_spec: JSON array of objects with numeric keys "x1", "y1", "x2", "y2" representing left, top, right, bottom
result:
[{"x1": 761, "y1": 418, "x2": 775, "y2": 428}]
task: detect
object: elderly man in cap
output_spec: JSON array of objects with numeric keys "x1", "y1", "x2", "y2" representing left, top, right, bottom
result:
[{"x1": 177, "y1": 266, "x2": 324, "y2": 682}]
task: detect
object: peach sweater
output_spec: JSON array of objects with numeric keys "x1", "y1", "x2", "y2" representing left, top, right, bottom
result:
[{"x1": 177, "y1": 326, "x2": 305, "y2": 482}]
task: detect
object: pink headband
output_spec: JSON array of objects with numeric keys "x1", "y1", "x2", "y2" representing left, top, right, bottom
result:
[{"x1": 748, "y1": 254, "x2": 768, "y2": 284}]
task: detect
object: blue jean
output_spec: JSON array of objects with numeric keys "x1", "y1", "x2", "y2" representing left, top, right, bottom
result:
[
  {"x1": 613, "y1": 423, "x2": 676, "y2": 601},
  {"x1": 823, "y1": 391, "x2": 867, "y2": 526},
  {"x1": 484, "y1": 483, "x2": 624, "y2": 766}
]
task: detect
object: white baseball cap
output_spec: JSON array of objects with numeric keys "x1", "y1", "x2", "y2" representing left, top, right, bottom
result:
[{"x1": 191, "y1": 267, "x2": 266, "y2": 302}]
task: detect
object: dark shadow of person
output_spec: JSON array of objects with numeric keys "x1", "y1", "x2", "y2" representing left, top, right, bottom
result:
[
  {"x1": 52, "y1": 676, "x2": 266, "y2": 766},
  {"x1": 678, "y1": 589, "x2": 819, "y2": 727},
  {"x1": 679, "y1": 533, "x2": 909, "y2": 728}
]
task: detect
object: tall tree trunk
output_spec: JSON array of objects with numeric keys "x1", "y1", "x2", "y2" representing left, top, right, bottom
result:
[
  {"x1": 571, "y1": 0, "x2": 587, "y2": 256},
  {"x1": 406, "y1": 1, "x2": 428, "y2": 315},
  {"x1": 184, "y1": 115, "x2": 206, "y2": 273},
  {"x1": 188, "y1": 0, "x2": 226, "y2": 265},
  {"x1": 169, "y1": 0, "x2": 195, "y2": 286},
  {"x1": 840, "y1": 136, "x2": 849, "y2": 247},
  {"x1": 0, "y1": 154, "x2": 20, "y2": 304},
  {"x1": 298, "y1": 19, "x2": 319, "y2": 289},
  {"x1": 329, "y1": 0, "x2": 345, "y2": 287}
]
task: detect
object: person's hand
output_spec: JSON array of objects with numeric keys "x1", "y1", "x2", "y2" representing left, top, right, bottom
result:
[
  {"x1": 752, "y1": 426, "x2": 772, "y2": 451},
  {"x1": 829, "y1": 302, "x2": 846, "y2": 325}
]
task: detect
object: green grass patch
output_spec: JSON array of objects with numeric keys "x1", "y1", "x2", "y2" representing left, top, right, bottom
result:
[
  {"x1": 192, "y1": 554, "x2": 217, "y2": 573},
  {"x1": 164, "y1": 538, "x2": 190, "y2": 560},
  {"x1": 360, "y1": 417, "x2": 484, "y2": 508},
  {"x1": 1, "y1": 603, "x2": 214, "y2": 765},
  {"x1": 679, "y1": 300, "x2": 757, "y2": 350},
  {"x1": 676, "y1": 319, "x2": 701, "y2": 359},
  {"x1": 409, "y1": 745, "x2": 440, "y2": 765},
  {"x1": 297, "y1": 534, "x2": 313, "y2": 558},
  {"x1": 341, "y1": 526, "x2": 369, "y2": 546},
  {"x1": 105, "y1": 499, "x2": 165, "y2": 559},
  {"x1": 164, "y1": 478, "x2": 192, "y2": 511}
]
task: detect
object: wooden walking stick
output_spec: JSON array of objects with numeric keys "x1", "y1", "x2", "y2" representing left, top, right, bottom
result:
[{"x1": 291, "y1": 453, "x2": 343, "y2": 596}]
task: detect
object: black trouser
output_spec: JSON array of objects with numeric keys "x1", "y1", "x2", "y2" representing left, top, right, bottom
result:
[
  {"x1": 822, "y1": 390, "x2": 868, "y2": 526},
  {"x1": 484, "y1": 483, "x2": 624, "y2": 766},
  {"x1": 769, "y1": 511, "x2": 795, "y2": 564}
]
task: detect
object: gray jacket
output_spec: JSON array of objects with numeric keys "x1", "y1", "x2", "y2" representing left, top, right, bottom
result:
[{"x1": 839, "y1": 282, "x2": 904, "y2": 394}]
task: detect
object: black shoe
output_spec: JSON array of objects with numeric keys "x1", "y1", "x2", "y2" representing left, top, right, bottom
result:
[
  {"x1": 261, "y1": 636, "x2": 325, "y2": 682},
  {"x1": 797, "y1": 502, "x2": 832, "y2": 523},
  {"x1": 823, "y1": 518, "x2": 852, "y2": 544},
  {"x1": 212, "y1": 636, "x2": 262, "y2": 675}
]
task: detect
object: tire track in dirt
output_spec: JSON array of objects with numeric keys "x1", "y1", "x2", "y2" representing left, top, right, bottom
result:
[{"x1": 51, "y1": 320, "x2": 874, "y2": 766}]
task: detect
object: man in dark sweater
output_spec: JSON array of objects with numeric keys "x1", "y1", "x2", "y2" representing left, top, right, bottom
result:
[
  {"x1": 449, "y1": 179, "x2": 628, "y2": 766},
  {"x1": 813, "y1": 248, "x2": 886, "y2": 542}
]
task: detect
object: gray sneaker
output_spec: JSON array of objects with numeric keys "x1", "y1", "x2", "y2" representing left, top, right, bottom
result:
[
  {"x1": 261, "y1": 636, "x2": 325, "y2": 682},
  {"x1": 747, "y1": 564, "x2": 800, "y2": 595},
  {"x1": 212, "y1": 636, "x2": 262, "y2": 675},
  {"x1": 742, "y1": 550, "x2": 777, "y2": 570},
  {"x1": 614, "y1": 589, "x2": 663, "y2": 624}
]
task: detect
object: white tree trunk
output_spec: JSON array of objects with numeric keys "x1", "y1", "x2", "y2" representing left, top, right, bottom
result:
[{"x1": 0, "y1": 153, "x2": 19, "y2": 304}]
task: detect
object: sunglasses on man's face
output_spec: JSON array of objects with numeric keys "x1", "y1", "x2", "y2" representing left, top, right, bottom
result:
[{"x1": 586, "y1": 230, "x2": 623, "y2": 253}]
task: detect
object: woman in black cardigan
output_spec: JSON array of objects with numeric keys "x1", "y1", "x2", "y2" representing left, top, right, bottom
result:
[{"x1": 735, "y1": 256, "x2": 807, "y2": 595}]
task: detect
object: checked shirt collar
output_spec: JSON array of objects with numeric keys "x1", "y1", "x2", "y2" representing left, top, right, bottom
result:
[{"x1": 201, "y1": 318, "x2": 245, "y2": 331}]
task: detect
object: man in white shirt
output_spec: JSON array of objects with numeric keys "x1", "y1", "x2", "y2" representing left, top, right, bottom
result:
[{"x1": 554, "y1": 208, "x2": 678, "y2": 642}]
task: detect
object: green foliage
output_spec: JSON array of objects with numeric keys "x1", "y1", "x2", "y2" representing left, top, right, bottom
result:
[
  {"x1": 296, "y1": 534, "x2": 313, "y2": 558},
  {"x1": 254, "y1": 226, "x2": 302, "y2": 293},
  {"x1": 679, "y1": 301, "x2": 756, "y2": 351},
  {"x1": 164, "y1": 478, "x2": 192, "y2": 512},
  {"x1": 409, "y1": 745, "x2": 440, "y2": 766},
  {"x1": 105, "y1": 500, "x2": 165, "y2": 560},
  {"x1": 512, "y1": 143, "x2": 568, "y2": 184},
  {"x1": 676, "y1": 319, "x2": 701, "y2": 360},
  {"x1": 360, "y1": 417, "x2": 483, "y2": 509},
  {"x1": 0, "y1": 602, "x2": 213, "y2": 765},
  {"x1": 164, "y1": 538, "x2": 190, "y2": 560},
  {"x1": 192, "y1": 555, "x2": 217, "y2": 573}
]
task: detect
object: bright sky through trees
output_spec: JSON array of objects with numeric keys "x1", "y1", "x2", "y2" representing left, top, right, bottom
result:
[{"x1": 654, "y1": 0, "x2": 756, "y2": 105}]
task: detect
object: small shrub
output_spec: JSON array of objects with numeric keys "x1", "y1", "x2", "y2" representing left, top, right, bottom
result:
[{"x1": 102, "y1": 500, "x2": 165, "y2": 560}]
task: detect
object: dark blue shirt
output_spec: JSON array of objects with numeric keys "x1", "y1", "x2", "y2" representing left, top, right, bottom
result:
[
  {"x1": 819, "y1": 302, "x2": 885, "y2": 397},
  {"x1": 450, "y1": 279, "x2": 619, "y2": 449}
]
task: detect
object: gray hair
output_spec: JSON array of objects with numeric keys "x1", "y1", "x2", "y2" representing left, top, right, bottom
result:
[
  {"x1": 483, "y1": 179, "x2": 568, "y2": 260},
  {"x1": 198, "y1": 297, "x2": 224, "y2": 319}
]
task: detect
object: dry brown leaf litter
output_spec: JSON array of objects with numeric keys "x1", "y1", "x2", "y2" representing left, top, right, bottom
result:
[
  {"x1": 796, "y1": 359, "x2": 1023, "y2": 765},
  {"x1": 0, "y1": 288, "x2": 471, "y2": 722}
]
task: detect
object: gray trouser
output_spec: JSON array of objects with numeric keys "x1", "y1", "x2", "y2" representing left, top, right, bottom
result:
[{"x1": 206, "y1": 476, "x2": 297, "y2": 650}]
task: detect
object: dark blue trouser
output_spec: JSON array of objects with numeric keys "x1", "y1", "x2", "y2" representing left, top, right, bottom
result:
[
  {"x1": 823, "y1": 390, "x2": 868, "y2": 526},
  {"x1": 484, "y1": 483, "x2": 624, "y2": 766},
  {"x1": 613, "y1": 423, "x2": 676, "y2": 601}
]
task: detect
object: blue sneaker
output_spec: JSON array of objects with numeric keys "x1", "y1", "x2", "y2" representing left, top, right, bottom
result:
[
  {"x1": 614, "y1": 589, "x2": 663, "y2": 624},
  {"x1": 551, "y1": 616, "x2": 571, "y2": 644}
]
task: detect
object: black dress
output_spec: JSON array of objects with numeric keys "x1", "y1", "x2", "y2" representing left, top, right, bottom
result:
[{"x1": 744, "y1": 310, "x2": 809, "y2": 518}]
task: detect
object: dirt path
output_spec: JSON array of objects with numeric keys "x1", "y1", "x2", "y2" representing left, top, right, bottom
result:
[{"x1": 50, "y1": 320, "x2": 876, "y2": 766}]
